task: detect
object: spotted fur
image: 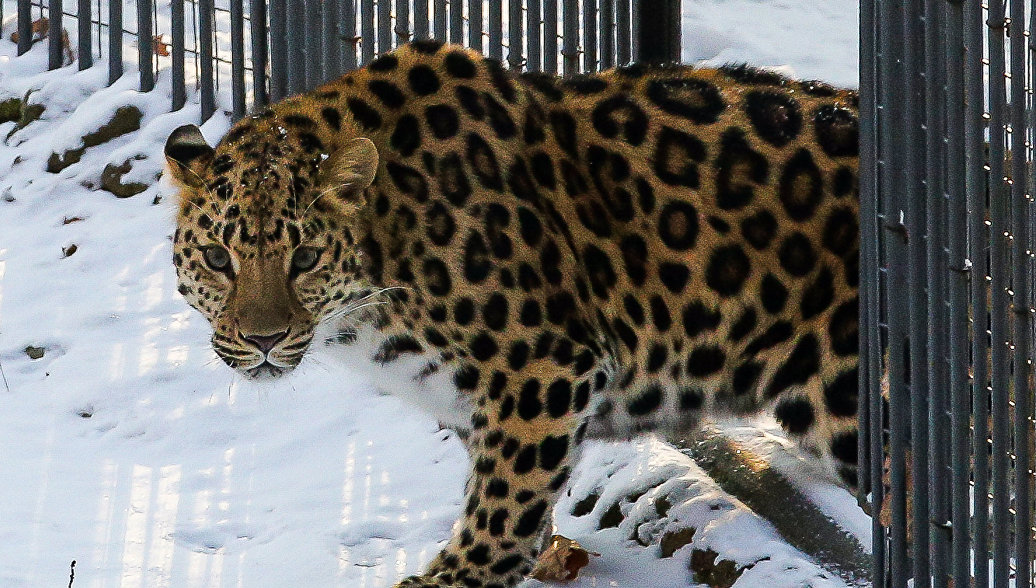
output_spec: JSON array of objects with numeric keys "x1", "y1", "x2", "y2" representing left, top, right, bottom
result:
[{"x1": 166, "y1": 41, "x2": 859, "y2": 588}]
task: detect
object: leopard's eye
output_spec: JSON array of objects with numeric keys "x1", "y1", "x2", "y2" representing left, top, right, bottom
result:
[
  {"x1": 203, "y1": 246, "x2": 232, "y2": 272},
  {"x1": 291, "y1": 247, "x2": 321, "y2": 273}
]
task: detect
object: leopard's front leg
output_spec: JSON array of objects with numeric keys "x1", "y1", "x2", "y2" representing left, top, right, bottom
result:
[{"x1": 395, "y1": 357, "x2": 594, "y2": 588}]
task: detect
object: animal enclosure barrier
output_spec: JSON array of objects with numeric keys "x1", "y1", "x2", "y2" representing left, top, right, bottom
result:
[
  {"x1": 10, "y1": 0, "x2": 677, "y2": 122},
  {"x1": 860, "y1": 0, "x2": 1036, "y2": 586}
]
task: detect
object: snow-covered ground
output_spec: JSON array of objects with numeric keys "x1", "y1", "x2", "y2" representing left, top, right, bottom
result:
[{"x1": 0, "y1": 1, "x2": 864, "y2": 586}]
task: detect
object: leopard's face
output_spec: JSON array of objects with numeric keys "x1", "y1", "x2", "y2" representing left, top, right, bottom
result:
[{"x1": 164, "y1": 121, "x2": 379, "y2": 379}]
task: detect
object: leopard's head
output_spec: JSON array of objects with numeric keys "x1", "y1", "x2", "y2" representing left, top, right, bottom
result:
[{"x1": 164, "y1": 118, "x2": 379, "y2": 379}]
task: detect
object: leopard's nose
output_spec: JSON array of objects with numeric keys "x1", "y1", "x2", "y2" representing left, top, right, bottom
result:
[{"x1": 242, "y1": 330, "x2": 289, "y2": 354}]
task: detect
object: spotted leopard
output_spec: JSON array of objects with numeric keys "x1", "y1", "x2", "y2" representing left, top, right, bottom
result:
[{"x1": 165, "y1": 40, "x2": 859, "y2": 588}]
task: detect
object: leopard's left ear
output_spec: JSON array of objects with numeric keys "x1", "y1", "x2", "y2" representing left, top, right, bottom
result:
[
  {"x1": 165, "y1": 124, "x2": 215, "y2": 188},
  {"x1": 317, "y1": 137, "x2": 379, "y2": 200}
]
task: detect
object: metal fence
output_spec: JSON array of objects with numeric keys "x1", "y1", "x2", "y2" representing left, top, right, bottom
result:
[
  {"x1": 861, "y1": 0, "x2": 1036, "y2": 586},
  {"x1": 8, "y1": 0, "x2": 677, "y2": 122}
]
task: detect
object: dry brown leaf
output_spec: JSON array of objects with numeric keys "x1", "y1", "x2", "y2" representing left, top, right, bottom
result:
[
  {"x1": 529, "y1": 535, "x2": 598, "y2": 583},
  {"x1": 152, "y1": 35, "x2": 170, "y2": 57}
]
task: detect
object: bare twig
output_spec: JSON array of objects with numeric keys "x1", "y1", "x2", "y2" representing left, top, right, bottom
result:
[
  {"x1": 0, "y1": 357, "x2": 9, "y2": 393},
  {"x1": 68, "y1": 560, "x2": 75, "y2": 588}
]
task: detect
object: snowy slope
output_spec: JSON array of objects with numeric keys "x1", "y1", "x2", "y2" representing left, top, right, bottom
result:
[{"x1": 0, "y1": 2, "x2": 863, "y2": 587}]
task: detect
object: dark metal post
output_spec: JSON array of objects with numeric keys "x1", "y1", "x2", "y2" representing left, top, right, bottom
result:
[
  {"x1": 230, "y1": 0, "x2": 246, "y2": 119},
  {"x1": 198, "y1": 0, "x2": 216, "y2": 121},
  {"x1": 562, "y1": 0, "x2": 577, "y2": 73},
  {"x1": 324, "y1": 0, "x2": 342, "y2": 80},
  {"x1": 287, "y1": 0, "x2": 306, "y2": 92},
  {"x1": 945, "y1": 0, "x2": 971, "y2": 583},
  {"x1": 526, "y1": 0, "x2": 540, "y2": 71},
  {"x1": 468, "y1": 0, "x2": 482, "y2": 52},
  {"x1": 508, "y1": 0, "x2": 523, "y2": 69},
  {"x1": 543, "y1": 0, "x2": 557, "y2": 73},
  {"x1": 341, "y1": 0, "x2": 357, "y2": 71},
  {"x1": 250, "y1": 0, "x2": 270, "y2": 106},
  {"x1": 48, "y1": 0, "x2": 63, "y2": 70},
  {"x1": 108, "y1": 0, "x2": 122, "y2": 83},
  {"x1": 379, "y1": 0, "x2": 392, "y2": 52},
  {"x1": 171, "y1": 0, "x2": 186, "y2": 110},
  {"x1": 433, "y1": 0, "x2": 446, "y2": 41},
  {"x1": 270, "y1": 0, "x2": 288, "y2": 100},
  {"x1": 600, "y1": 0, "x2": 614, "y2": 68},
  {"x1": 449, "y1": 0, "x2": 463, "y2": 45},
  {"x1": 394, "y1": 0, "x2": 410, "y2": 48},
  {"x1": 616, "y1": 0, "x2": 630, "y2": 64},
  {"x1": 17, "y1": 0, "x2": 31, "y2": 56},
  {"x1": 306, "y1": 0, "x2": 324, "y2": 87},
  {"x1": 415, "y1": 0, "x2": 429, "y2": 39},
  {"x1": 583, "y1": 0, "x2": 597, "y2": 70},
  {"x1": 635, "y1": 0, "x2": 678, "y2": 64},
  {"x1": 1008, "y1": 0, "x2": 1032, "y2": 582},
  {"x1": 77, "y1": 0, "x2": 91, "y2": 69},
  {"x1": 488, "y1": 0, "x2": 502, "y2": 60},
  {"x1": 136, "y1": 0, "x2": 154, "y2": 90}
]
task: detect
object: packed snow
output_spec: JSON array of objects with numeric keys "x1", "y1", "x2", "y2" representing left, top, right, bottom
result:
[{"x1": 0, "y1": 0, "x2": 864, "y2": 586}]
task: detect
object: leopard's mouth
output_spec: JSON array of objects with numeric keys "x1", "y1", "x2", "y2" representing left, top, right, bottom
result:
[{"x1": 243, "y1": 360, "x2": 290, "y2": 380}]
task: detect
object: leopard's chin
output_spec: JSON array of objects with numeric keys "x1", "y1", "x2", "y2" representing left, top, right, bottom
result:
[{"x1": 242, "y1": 360, "x2": 293, "y2": 380}]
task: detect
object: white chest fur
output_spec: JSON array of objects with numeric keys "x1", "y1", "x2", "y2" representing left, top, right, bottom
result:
[{"x1": 313, "y1": 323, "x2": 473, "y2": 430}]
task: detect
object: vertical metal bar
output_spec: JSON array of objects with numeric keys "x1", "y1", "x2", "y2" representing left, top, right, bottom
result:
[
  {"x1": 924, "y1": 1, "x2": 950, "y2": 584},
  {"x1": 77, "y1": 0, "x2": 91, "y2": 69},
  {"x1": 636, "y1": 0, "x2": 678, "y2": 64},
  {"x1": 415, "y1": 0, "x2": 429, "y2": 39},
  {"x1": 395, "y1": 0, "x2": 410, "y2": 47},
  {"x1": 136, "y1": 0, "x2": 153, "y2": 89},
  {"x1": 489, "y1": 0, "x2": 503, "y2": 60},
  {"x1": 966, "y1": 0, "x2": 990, "y2": 582},
  {"x1": 562, "y1": 0, "x2": 577, "y2": 74},
  {"x1": 107, "y1": 0, "x2": 122, "y2": 83},
  {"x1": 230, "y1": 0, "x2": 246, "y2": 119},
  {"x1": 172, "y1": 0, "x2": 187, "y2": 110},
  {"x1": 543, "y1": 0, "x2": 557, "y2": 73},
  {"x1": 879, "y1": 0, "x2": 909, "y2": 583},
  {"x1": 250, "y1": 0, "x2": 269, "y2": 106},
  {"x1": 17, "y1": 0, "x2": 31, "y2": 56},
  {"x1": 469, "y1": 0, "x2": 483, "y2": 52},
  {"x1": 508, "y1": 0, "x2": 523, "y2": 69},
  {"x1": 287, "y1": 0, "x2": 306, "y2": 92},
  {"x1": 583, "y1": 0, "x2": 596, "y2": 70},
  {"x1": 198, "y1": 0, "x2": 216, "y2": 120},
  {"x1": 379, "y1": 0, "x2": 393, "y2": 52},
  {"x1": 324, "y1": 0, "x2": 342, "y2": 80},
  {"x1": 985, "y1": 2, "x2": 1011, "y2": 585},
  {"x1": 1009, "y1": 0, "x2": 1032, "y2": 583},
  {"x1": 362, "y1": 0, "x2": 376, "y2": 63},
  {"x1": 48, "y1": 0, "x2": 62, "y2": 70},
  {"x1": 270, "y1": 0, "x2": 288, "y2": 100},
  {"x1": 307, "y1": 0, "x2": 325, "y2": 87},
  {"x1": 630, "y1": 0, "x2": 639, "y2": 62},
  {"x1": 341, "y1": 0, "x2": 358, "y2": 71},
  {"x1": 859, "y1": 0, "x2": 885, "y2": 578},
  {"x1": 433, "y1": 0, "x2": 447, "y2": 41},
  {"x1": 600, "y1": 0, "x2": 613, "y2": 68},
  {"x1": 903, "y1": 0, "x2": 931, "y2": 581},
  {"x1": 615, "y1": 0, "x2": 629, "y2": 65},
  {"x1": 449, "y1": 0, "x2": 463, "y2": 45},
  {"x1": 945, "y1": 0, "x2": 972, "y2": 583},
  {"x1": 527, "y1": 0, "x2": 541, "y2": 71}
]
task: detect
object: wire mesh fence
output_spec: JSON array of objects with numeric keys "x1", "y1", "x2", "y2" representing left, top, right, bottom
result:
[
  {"x1": 10, "y1": 0, "x2": 670, "y2": 123},
  {"x1": 861, "y1": 0, "x2": 1036, "y2": 586}
]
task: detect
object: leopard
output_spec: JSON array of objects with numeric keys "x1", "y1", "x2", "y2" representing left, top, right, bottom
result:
[{"x1": 164, "y1": 40, "x2": 860, "y2": 588}]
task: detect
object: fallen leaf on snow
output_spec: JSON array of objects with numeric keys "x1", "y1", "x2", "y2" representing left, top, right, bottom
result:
[{"x1": 529, "y1": 535, "x2": 598, "y2": 583}]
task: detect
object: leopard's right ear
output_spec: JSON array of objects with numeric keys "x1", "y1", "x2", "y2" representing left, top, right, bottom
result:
[{"x1": 164, "y1": 124, "x2": 214, "y2": 188}]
